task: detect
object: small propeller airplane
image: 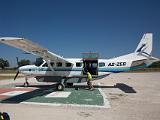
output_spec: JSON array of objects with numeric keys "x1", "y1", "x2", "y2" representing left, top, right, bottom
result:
[{"x1": 0, "y1": 33, "x2": 159, "y2": 90}]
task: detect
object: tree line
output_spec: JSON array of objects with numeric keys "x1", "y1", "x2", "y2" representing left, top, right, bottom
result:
[
  {"x1": 0, "y1": 58, "x2": 31, "y2": 69},
  {"x1": 0, "y1": 57, "x2": 44, "y2": 69}
]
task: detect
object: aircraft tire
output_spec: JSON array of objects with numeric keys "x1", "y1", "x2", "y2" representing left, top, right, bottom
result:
[
  {"x1": 24, "y1": 82, "x2": 29, "y2": 87},
  {"x1": 56, "y1": 83, "x2": 65, "y2": 91}
]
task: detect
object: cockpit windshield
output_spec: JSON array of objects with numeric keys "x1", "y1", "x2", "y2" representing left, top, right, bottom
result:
[{"x1": 34, "y1": 58, "x2": 44, "y2": 66}]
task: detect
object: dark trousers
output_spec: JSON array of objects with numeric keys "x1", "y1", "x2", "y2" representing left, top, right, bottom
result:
[{"x1": 87, "y1": 80, "x2": 93, "y2": 89}]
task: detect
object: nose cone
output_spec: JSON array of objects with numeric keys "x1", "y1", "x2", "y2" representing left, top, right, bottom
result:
[
  {"x1": 19, "y1": 65, "x2": 37, "y2": 74},
  {"x1": 18, "y1": 66, "x2": 26, "y2": 72}
]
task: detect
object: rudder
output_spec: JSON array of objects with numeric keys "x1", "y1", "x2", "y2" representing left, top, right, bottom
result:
[{"x1": 135, "y1": 33, "x2": 152, "y2": 56}]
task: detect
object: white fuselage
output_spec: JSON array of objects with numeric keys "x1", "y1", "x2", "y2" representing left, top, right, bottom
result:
[{"x1": 18, "y1": 53, "x2": 150, "y2": 79}]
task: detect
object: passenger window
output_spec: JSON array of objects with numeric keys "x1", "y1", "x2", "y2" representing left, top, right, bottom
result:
[
  {"x1": 56, "y1": 62, "x2": 62, "y2": 67},
  {"x1": 50, "y1": 62, "x2": 54, "y2": 67},
  {"x1": 66, "y1": 63, "x2": 72, "y2": 67},
  {"x1": 42, "y1": 63, "x2": 48, "y2": 67},
  {"x1": 99, "y1": 62, "x2": 105, "y2": 67},
  {"x1": 76, "y1": 62, "x2": 82, "y2": 67}
]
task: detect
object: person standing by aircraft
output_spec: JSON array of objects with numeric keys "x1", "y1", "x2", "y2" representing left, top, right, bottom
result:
[{"x1": 87, "y1": 71, "x2": 94, "y2": 90}]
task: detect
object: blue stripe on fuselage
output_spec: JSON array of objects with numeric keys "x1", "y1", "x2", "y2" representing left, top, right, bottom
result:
[{"x1": 20, "y1": 65, "x2": 147, "y2": 73}]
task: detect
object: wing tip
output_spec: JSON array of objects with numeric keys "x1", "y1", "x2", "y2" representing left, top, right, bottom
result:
[{"x1": 0, "y1": 37, "x2": 24, "y2": 41}]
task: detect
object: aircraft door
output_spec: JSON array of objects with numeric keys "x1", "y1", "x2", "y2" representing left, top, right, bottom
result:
[{"x1": 83, "y1": 60, "x2": 98, "y2": 75}]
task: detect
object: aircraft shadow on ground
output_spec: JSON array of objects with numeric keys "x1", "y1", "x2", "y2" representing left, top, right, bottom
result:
[
  {"x1": 72, "y1": 83, "x2": 137, "y2": 93},
  {"x1": 0, "y1": 83, "x2": 136, "y2": 104},
  {"x1": 0, "y1": 84, "x2": 57, "y2": 104},
  {"x1": 113, "y1": 83, "x2": 137, "y2": 93}
]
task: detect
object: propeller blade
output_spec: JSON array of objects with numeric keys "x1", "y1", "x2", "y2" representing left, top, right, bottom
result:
[
  {"x1": 16, "y1": 57, "x2": 19, "y2": 67},
  {"x1": 14, "y1": 71, "x2": 19, "y2": 81}
]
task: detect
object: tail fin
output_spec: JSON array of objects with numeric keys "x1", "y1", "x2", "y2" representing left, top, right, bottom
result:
[{"x1": 135, "y1": 33, "x2": 152, "y2": 56}]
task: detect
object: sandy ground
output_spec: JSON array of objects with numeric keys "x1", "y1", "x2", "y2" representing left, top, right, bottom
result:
[
  {"x1": 0, "y1": 72, "x2": 160, "y2": 120},
  {"x1": 0, "y1": 74, "x2": 24, "y2": 76}
]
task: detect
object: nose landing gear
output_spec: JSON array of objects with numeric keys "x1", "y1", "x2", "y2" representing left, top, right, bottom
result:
[{"x1": 24, "y1": 77, "x2": 29, "y2": 87}]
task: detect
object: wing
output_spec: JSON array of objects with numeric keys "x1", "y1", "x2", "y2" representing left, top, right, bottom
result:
[{"x1": 0, "y1": 37, "x2": 71, "y2": 63}]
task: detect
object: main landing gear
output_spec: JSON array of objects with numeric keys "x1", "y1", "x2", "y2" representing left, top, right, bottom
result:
[
  {"x1": 56, "y1": 79, "x2": 66, "y2": 91},
  {"x1": 56, "y1": 82, "x2": 74, "y2": 91},
  {"x1": 56, "y1": 78, "x2": 73, "y2": 91},
  {"x1": 56, "y1": 83, "x2": 65, "y2": 91}
]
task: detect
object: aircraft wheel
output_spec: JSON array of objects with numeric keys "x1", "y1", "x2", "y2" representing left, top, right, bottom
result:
[
  {"x1": 56, "y1": 83, "x2": 65, "y2": 91},
  {"x1": 24, "y1": 82, "x2": 29, "y2": 87}
]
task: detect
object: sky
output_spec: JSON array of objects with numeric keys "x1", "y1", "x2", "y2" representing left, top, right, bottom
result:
[{"x1": 0, "y1": 0, "x2": 160, "y2": 67}]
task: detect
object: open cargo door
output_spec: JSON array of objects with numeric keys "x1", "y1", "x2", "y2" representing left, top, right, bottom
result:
[{"x1": 82, "y1": 52, "x2": 98, "y2": 76}]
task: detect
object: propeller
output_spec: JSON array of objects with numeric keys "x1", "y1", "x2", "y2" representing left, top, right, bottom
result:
[
  {"x1": 14, "y1": 71, "x2": 19, "y2": 80},
  {"x1": 14, "y1": 57, "x2": 20, "y2": 81},
  {"x1": 16, "y1": 57, "x2": 19, "y2": 65}
]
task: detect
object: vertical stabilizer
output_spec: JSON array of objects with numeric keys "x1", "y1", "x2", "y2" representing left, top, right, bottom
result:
[{"x1": 135, "y1": 33, "x2": 152, "y2": 55}]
